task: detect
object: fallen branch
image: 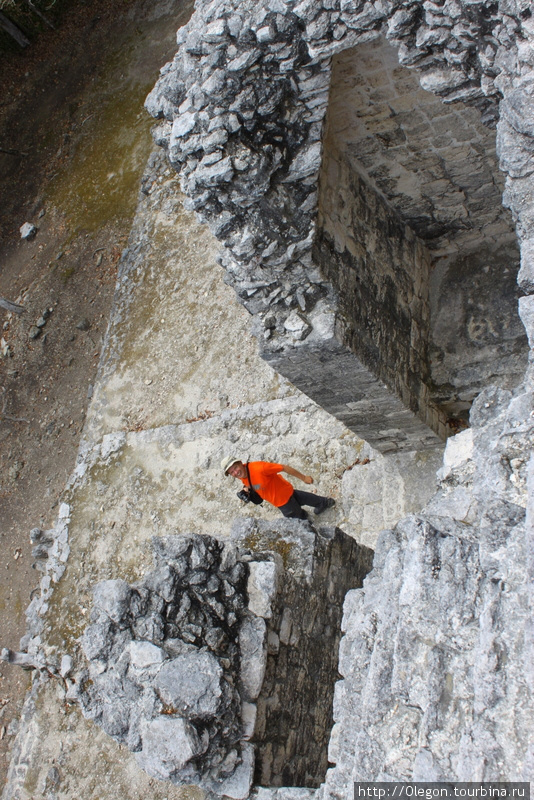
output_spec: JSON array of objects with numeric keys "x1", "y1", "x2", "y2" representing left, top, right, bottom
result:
[
  {"x1": 0, "y1": 146, "x2": 28, "y2": 157},
  {"x1": 25, "y1": 0, "x2": 55, "y2": 29},
  {"x1": 0, "y1": 297, "x2": 25, "y2": 314},
  {"x1": 0, "y1": 10, "x2": 30, "y2": 47}
]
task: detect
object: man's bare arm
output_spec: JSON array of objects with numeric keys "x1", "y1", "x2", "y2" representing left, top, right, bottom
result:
[{"x1": 282, "y1": 465, "x2": 314, "y2": 485}]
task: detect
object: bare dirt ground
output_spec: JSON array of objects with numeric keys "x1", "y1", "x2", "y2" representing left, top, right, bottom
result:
[{"x1": 0, "y1": 0, "x2": 189, "y2": 784}]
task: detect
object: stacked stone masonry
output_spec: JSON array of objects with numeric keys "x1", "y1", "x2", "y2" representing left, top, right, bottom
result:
[
  {"x1": 230, "y1": 518, "x2": 373, "y2": 787},
  {"x1": 320, "y1": 37, "x2": 527, "y2": 421},
  {"x1": 316, "y1": 144, "x2": 446, "y2": 434},
  {"x1": 71, "y1": 523, "x2": 373, "y2": 796},
  {"x1": 243, "y1": 385, "x2": 533, "y2": 797},
  {"x1": 324, "y1": 38, "x2": 514, "y2": 254},
  {"x1": 146, "y1": 0, "x2": 533, "y2": 450},
  {"x1": 74, "y1": 534, "x2": 256, "y2": 798}
]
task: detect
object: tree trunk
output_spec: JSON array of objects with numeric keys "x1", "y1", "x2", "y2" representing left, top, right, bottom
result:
[{"x1": 0, "y1": 10, "x2": 30, "y2": 47}]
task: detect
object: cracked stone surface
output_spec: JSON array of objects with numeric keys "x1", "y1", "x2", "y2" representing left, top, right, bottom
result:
[{"x1": 2, "y1": 149, "x2": 440, "y2": 800}]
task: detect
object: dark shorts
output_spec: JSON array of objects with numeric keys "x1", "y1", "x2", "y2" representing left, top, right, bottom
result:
[{"x1": 277, "y1": 489, "x2": 328, "y2": 520}]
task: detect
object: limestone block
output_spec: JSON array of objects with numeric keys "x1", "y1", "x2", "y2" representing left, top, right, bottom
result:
[
  {"x1": 293, "y1": 0, "x2": 321, "y2": 20},
  {"x1": 60, "y1": 654, "x2": 73, "y2": 678},
  {"x1": 518, "y1": 237, "x2": 534, "y2": 292},
  {"x1": 387, "y1": 7, "x2": 418, "y2": 37},
  {"x1": 267, "y1": 630, "x2": 280, "y2": 654},
  {"x1": 257, "y1": 25, "x2": 274, "y2": 43},
  {"x1": 497, "y1": 118, "x2": 534, "y2": 179},
  {"x1": 306, "y1": 12, "x2": 331, "y2": 40},
  {"x1": 239, "y1": 616, "x2": 267, "y2": 700},
  {"x1": 19, "y1": 222, "x2": 37, "y2": 240},
  {"x1": 194, "y1": 155, "x2": 234, "y2": 186},
  {"x1": 437, "y1": 428, "x2": 474, "y2": 481},
  {"x1": 284, "y1": 142, "x2": 323, "y2": 180},
  {"x1": 425, "y1": 485, "x2": 476, "y2": 523},
  {"x1": 241, "y1": 701, "x2": 257, "y2": 739},
  {"x1": 279, "y1": 606, "x2": 292, "y2": 645},
  {"x1": 204, "y1": 19, "x2": 227, "y2": 42},
  {"x1": 340, "y1": 6, "x2": 384, "y2": 30},
  {"x1": 91, "y1": 579, "x2": 131, "y2": 624},
  {"x1": 100, "y1": 692, "x2": 136, "y2": 739},
  {"x1": 216, "y1": 743, "x2": 255, "y2": 800},
  {"x1": 81, "y1": 618, "x2": 113, "y2": 661},
  {"x1": 171, "y1": 111, "x2": 198, "y2": 141},
  {"x1": 415, "y1": 25, "x2": 450, "y2": 48},
  {"x1": 128, "y1": 641, "x2": 166, "y2": 670},
  {"x1": 155, "y1": 651, "x2": 223, "y2": 718},
  {"x1": 201, "y1": 69, "x2": 226, "y2": 96},
  {"x1": 283, "y1": 310, "x2": 311, "y2": 340},
  {"x1": 136, "y1": 716, "x2": 204, "y2": 780},
  {"x1": 518, "y1": 294, "x2": 534, "y2": 349},
  {"x1": 501, "y1": 88, "x2": 534, "y2": 138},
  {"x1": 228, "y1": 50, "x2": 261, "y2": 72},
  {"x1": 247, "y1": 560, "x2": 280, "y2": 618},
  {"x1": 419, "y1": 67, "x2": 467, "y2": 93}
]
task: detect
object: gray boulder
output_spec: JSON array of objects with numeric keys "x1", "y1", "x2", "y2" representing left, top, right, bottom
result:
[
  {"x1": 239, "y1": 616, "x2": 267, "y2": 701},
  {"x1": 136, "y1": 716, "x2": 205, "y2": 780},
  {"x1": 92, "y1": 579, "x2": 131, "y2": 624},
  {"x1": 155, "y1": 650, "x2": 223, "y2": 718}
]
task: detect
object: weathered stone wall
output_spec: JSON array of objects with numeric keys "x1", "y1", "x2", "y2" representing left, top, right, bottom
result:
[
  {"x1": 320, "y1": 36, "x2": 527, "y2": 424},
  {"x1": 316, "y1": 142, "x2": 446, "y2": 436},
  {"x1": 231, "y1": 518, "x2": 373, "y2": 787},
  {"x1": 323, "y1": 381, "x2": 533, "y2": 789},
  {"x1": 141, "y1": 0, "x2": 534, "y2": 789},
  {"x1": 74, "y1": 534, "x2": 256, "y2": 798},
  {"x1": 241, "y1": 383, "x2": 533, "y2": 796},
  {"x1": 3, "y1": 0, "x2": 534, "y2": 795},
  {"x1": 69, "y1": 522, "x2": 373, "y2": 797},
  {"x1": 148, "y1": 0, "x2": 530, "y2": 447},
  {"x1": 323, "y1": 36, "x2": 514, "y2": 254},
  {"x1": 429, "y1": 243, "x2": 527, "y2": 418},
  {"x1": 3, "y1": 148, "x2": 440, "y2": 800},
  {"x1": 144, "y1": 0, "x2": 529, "y2": 449},
  {"x1": 264, "y1": 336, "x2": 441, "y2": 454}
]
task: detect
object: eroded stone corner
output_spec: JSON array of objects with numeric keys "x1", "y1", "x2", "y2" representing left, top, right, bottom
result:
[{"x1": 64, "y1": 521, "x2": 373, "y2": 796}]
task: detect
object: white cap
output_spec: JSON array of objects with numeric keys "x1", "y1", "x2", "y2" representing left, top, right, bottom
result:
[{"x1": 221, "y1": 455, "x2": 241, "y2": 475}]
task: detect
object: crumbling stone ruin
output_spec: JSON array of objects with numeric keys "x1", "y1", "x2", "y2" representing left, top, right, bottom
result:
[
  {"x1": 2, "y1": 0, "x2": 534, "y2": 796},
  {"x1": 146, "y1": 0, "x2": 533, "y2": 453},
  {"x1": 324, "y1": 384, "x2": 533, "y2": 789},
  {"x1": 70, "y1": 523, "x2": 372, "y2": 796},
  {"x1": 138, "y1": 0, "x2": 533, "y2": 788},
  {"x1": 77, "y1": 534, "x2": 251, "y2": 794}
]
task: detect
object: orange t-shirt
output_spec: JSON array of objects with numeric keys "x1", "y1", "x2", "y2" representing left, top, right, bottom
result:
[{"x1": 241, "y1": 461, "x2": 294, "y2": 507}]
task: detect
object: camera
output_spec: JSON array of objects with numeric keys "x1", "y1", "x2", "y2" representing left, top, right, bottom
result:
[{"x1": 237, "y1": 489, "x2": 251, "y2": 503}]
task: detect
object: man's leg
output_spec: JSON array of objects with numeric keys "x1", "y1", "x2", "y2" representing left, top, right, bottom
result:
[
  {"x1": 277, "y1": 492, "x2": 308, "y2": 520},
  {"x1": 293, "y1": 489, "x2": 335, "y2": 515}
]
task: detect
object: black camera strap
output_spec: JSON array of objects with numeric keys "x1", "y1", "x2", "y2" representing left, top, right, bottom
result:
[{"x1": 245, "y1": 463, "x2": 263, "y2": 505}]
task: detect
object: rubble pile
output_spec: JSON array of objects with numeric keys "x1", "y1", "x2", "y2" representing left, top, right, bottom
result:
[
  {"x1": 145, "y1": 0, "x2": 533, "y2": 355},
  {"x1": 74, "y1": 534, "x2": 262, "y2": 798}
]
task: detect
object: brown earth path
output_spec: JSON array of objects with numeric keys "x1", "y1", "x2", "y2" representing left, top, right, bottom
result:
[{"x1": 0, "y1": 0, "x2": 191, "y2": 785}]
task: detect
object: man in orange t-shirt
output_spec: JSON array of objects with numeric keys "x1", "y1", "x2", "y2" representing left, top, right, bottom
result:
[{"x1": 220, "y1": 457, "x2": 335, "y2": 520}]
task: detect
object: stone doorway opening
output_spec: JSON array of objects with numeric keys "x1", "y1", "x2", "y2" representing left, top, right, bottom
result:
[{"x1": 317, "y1": 36, "x2": 527, "y2": 432}]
